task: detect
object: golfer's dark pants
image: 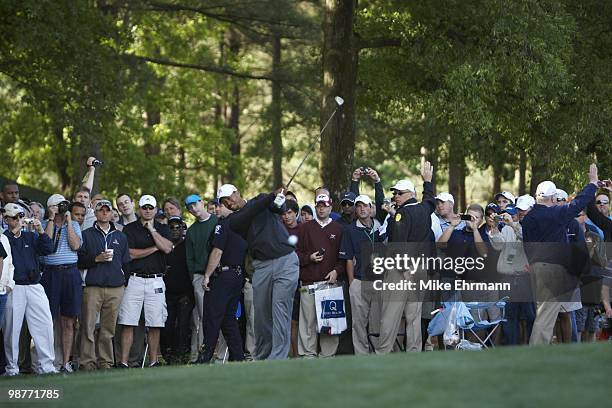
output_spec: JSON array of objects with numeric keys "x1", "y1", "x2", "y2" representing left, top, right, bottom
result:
[{"x1": 202, "y1": 267, "x2": 245, "y2": 362}]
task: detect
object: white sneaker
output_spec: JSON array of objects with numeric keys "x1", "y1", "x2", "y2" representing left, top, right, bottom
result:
[{"x1": 60, "y1": 362, "x2": 74, "y2": 373}]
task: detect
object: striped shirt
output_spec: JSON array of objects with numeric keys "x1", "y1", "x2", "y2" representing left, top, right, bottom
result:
[{"x1": 41, "y1": 221, "x2": 82, "y2": 266}]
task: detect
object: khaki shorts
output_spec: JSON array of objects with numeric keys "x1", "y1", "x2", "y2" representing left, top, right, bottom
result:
[{"x1": 118, "y1": 275, "x2": 168, "y2": 328}]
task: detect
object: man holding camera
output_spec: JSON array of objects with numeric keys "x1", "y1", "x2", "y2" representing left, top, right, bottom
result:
[
  {"x1": 41, "y1": 193, "x2": 83, "y2": 373},
  {"x1": 2, "y1": 203, "x2": 57, "y2": 376},
  {"x1": 77, "y1": 200, "x2": 130, "y2": 370},
  {"x1": 118, "y1": 195, "x2": 173, "y2": 368}
]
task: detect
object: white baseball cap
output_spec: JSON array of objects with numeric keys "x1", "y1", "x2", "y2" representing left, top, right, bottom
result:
[
  {"x1": 495, "y1": 191, "x2": 516, "y2": 203},
  {"x1": 217, "y1": 184, "x2": 238, "y2": 200},
  {"x1": 536, "y1": 181, "x2": 557, "y2": 198},
  {"x1": 139, "y1": 195, "x2": 157, "y2": 208},
  {"x1": 515, "y1": 195, "x2": 536, "y2": 211},
  {"x1": 555, "y1": 189, "x2": 569, "y2": 201},
  {"x1": 315, "y1": 194, "x2": 332, "y2": 207},
  {"x1": 435, "y1": 192, "x2": 454, "y2": 204},
  {"x1": 3, "y1": 203, "x2": 25, "y2": 218},
  {"x1": 390, "y1": 179, "x2": 415, "y2": 193},
  {"x1": 47, "y1": 193, "x2": 66, "y2": 208},
  {"x1": 355, "y1": 194, "x2": 372, "y2": 206}
]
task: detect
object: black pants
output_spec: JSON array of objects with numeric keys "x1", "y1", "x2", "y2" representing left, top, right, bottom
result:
[
  {"x1": 161, "y1": 292, "x2": 194, "y2": 362},
  {"x1": 202, "y1": 268, "x2": 245, "y2": 362}
]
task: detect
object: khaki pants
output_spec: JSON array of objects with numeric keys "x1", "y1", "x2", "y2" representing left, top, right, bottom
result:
[
  {"x1": 377, "y1": 268, "x2": 423, "y2": 354},
  {"x1": 190, "y1": 274, "x2": 205, "y2": 361},
  {"x1": 297, "y1": 288, "x2": 339, "y2": 357},
  {"x1": 529, "y1": 262, "x2": 575, "y2": 345},
  {"x1": 243, "y1": 280, "x2": 256, "y2": 356},
  {"x1": 349, "y1": 279, "x2": 381, "y2": 354},
  {"x1": 80, "y1": 286, "x2": 124, "y2": 369}
]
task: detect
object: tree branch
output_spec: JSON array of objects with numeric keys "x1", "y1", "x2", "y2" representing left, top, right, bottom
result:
[{"x1": 127, "y1": 54, "x2": 277, "y2": 81}]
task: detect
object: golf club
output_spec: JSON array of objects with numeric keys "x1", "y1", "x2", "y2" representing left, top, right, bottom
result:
[{"x1": 286, "y1": 96, "x2": 344, "y2": 189}]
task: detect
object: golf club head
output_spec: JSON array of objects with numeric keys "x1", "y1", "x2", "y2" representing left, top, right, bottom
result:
[{"x1": 334, "y1": 96, "x2": 344, "y2": 106}]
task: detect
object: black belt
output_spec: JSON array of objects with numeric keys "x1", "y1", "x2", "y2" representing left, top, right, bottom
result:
[
  {"x1": 45, "y1": 263, "x2": 77, "y2": 270},
  {"x1": 131, "y1": 273, "x2": 164, "y2": 279}
]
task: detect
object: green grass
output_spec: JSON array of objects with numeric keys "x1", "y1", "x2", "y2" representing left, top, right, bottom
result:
[{"x1": 2, "y1": 342, "x2": 610, "y2": 408}]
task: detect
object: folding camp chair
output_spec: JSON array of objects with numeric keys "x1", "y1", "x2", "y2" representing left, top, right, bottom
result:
[
  {"x1": 367, "y1": 317, "x2": 406, "y2": 352},
  {"x1": 460, "y1": 296, "x2": 509, "y2": 349}
]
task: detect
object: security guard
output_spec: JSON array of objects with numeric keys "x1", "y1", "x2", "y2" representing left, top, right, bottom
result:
[
  {"x1": 198, "y1": 202, "x2": 247, "y2": 363},
  {"x1": 377, "y1": 161, "x2": 436, "y2": 354}
]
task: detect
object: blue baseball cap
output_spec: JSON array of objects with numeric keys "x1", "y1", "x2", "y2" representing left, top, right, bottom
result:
[
  {"x1": 184, "y1": 194, "x2": 202, "y2": 208},
  {"x1": 340, "y1": 191, "x2": 357, "y2": 204},
  {"x1": 500, "y1": 204, "x2": 518, "y2": 216},
  {"x1": 486, "y1": 203, "x2": 500, "y2": 213}
]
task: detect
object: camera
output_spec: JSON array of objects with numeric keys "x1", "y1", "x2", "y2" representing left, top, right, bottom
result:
[
  {"x1": 57, "y1": 200, "x2": 71, "y2": 214},
  {"x1": 360, "y1": 166, "x2": 370, "y2": 175},
  {"x1": 460, "y1": 214, "x2": 472, "y2": 221},
  {"x1": 316, "y1": 248, "x2": 326, "y2": 257},
  {"x1": 92, "y1": 159, "x2": 104, "y2": 167}
]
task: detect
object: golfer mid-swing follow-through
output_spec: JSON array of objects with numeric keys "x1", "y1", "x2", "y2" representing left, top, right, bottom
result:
[{"x1": 220, "y1": 96, "x2": 344, "y2": 359}]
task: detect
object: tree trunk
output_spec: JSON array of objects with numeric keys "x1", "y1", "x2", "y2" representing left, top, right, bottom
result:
[
  {"x1": 518, "y1": 150, "x2": 527, "y2": 195},
  {"x1": 448, "y1": 134, "x2": 462, "y2": 212},
  {"x1": 492, "y1": 161, "x2": 503, "y2": 197},
  {"x1": 226, "y1": 29, "x2": 242, "y2": 185},
  {"x1": 459, "y1": 159, "x2": 467, "y2": 212},
  {"x1": 270, "y1": 33, "x2": 283, "y2": 189},
  {"x1": 320, "y1": 0, "x2": 357, "y2": 206},
  {"x1": 53, "y1": 125, "x2": 71, "y2": 193},
  {"x1": 530, "y1": 160, "x2": 548, "y2": 196}
]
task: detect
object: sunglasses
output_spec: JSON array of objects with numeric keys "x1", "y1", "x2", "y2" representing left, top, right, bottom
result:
[
  {"x1": 141, "y1": 205, "x2": 155, "y2": 211},
  {"x1": 596, "y1": 200, "x2": 609, "y2": 205},
  {"x1": 392, "y1": 191, "x2": 409, "y2": 196},
  {"x1": 9, "y1": 214, "x2": 25, "y2": 220},
  {"x1": 340, "y1": 201, "x2": 354, "y2": 207}
]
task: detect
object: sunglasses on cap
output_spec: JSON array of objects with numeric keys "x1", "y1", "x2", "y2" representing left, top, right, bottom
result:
[
  {"x1": 596, "y1": 200, "x2": 609, "y2": 205},
  {"x1": 141, "y1": 205, "x2": 155, "y2": 211}
]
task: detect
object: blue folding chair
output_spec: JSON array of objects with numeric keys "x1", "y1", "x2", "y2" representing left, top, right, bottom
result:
[{"x1": 460, "y1": 296, "x2": 509, "y2": 348}]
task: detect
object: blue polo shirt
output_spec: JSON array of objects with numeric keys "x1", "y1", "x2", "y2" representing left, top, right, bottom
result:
[{"x1": 41, "y1": 221, "x2": 82, "y2": 266}]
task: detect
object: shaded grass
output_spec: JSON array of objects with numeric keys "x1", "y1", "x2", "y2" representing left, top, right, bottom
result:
[{"x1": 2, "y1": 342, "x2": 610, "y2": 408}]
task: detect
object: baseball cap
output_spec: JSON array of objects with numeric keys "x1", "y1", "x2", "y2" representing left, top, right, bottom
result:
[
  {"x1": 139, "y1": 195, "x2": 157, "y2": 208},
  {"x1": 184, "y1": 194, "x2": 202, "y2": 208},
  {"x1": 355, "y1": 194, "x2": 372, "y2": 206},
  {"x1": 435, "y1": 192, "x2": 454, "y2": 203},
  {"x1": 47, "y1": 193, "x2": 66, "y2": 208},
  {"x1": 536, "y1": 181, "x2": 557, "y2": 198},
  {"x1": 4, "y1": 203, "x2": 25, "y2": 218},
  {"x1": 95, "y1": 200, "x2": 112, "y2": 211},
  {"x1": 495, "y1": 191, "x2": 516, "y2": 203},
  {"x1": 217, "y1": 184, "x2": 237, "y2": 200},
  {"x1": 515, "y1": 195, "x2": 536, "y2": 211},
  {"x1": 168, "y1": 216, "x2": 183, "y2": 225},
  {"x1": 315, "y1": 194, "x2": 332, "y2": 207},
  {"x1": 486, "y1": 203, "x2": 500, "y2": 214},
  {"x1": 500, "y1": 204, "x2": 518, "y2": 216},
  {"x1": 555, "y1": 189, "x2": 569, "y2": 202},
  {"x1": 390, "y1": 179, "x2": 415, "y2": 193},
  {"x1": 340, "y1": 192, "x2": 357, "y2": 204}
]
